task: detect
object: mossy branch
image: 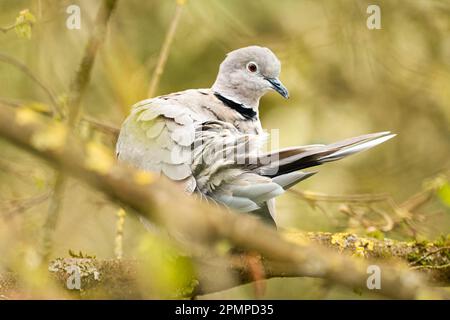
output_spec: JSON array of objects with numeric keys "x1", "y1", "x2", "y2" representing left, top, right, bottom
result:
[{"x1": 0, "y1": 232, "x2": 448, "y2": 299}]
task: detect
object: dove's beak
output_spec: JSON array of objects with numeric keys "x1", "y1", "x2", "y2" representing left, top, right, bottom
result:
[{"x1": 266, "y1": 77, "x2": 289, "y2": 99}]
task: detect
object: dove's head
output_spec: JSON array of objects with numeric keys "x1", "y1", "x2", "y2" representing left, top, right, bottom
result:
[{"x1": 212, "y1": 46, "x2": 289, "y2": 109}]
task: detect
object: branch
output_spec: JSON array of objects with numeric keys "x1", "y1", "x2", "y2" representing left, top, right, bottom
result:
[
  {"x1": 289, "y1": 189, "x2": 391, "y2": 203},
  {"x1": 0, "y1": 53, "x2": 61, "y2": 118},
  {"x1": 147, "y1": 0, "x2": 186, "y2": 97},
  {"x1": 289, "y1": 184, "x2": 438, "y2": 236},
  {"x1": 42, "y1": 0, "x2": 119, "y2": 260},
  {"x1": 301, "y1": 232, "x2": 450, "y2": 285},
  {"x1": 80, "y1": 115, "x2": 120, "y2": 137},
  {"x1": 0, "y1": 98, "x2": 120, "y2": 139},
  {"x1": 0, "y1": 24, "x2": 15, "y2": 33},
  {"x1": 66, "y1": 0, "x2": 119, "y2": 125},
  {"x1": 0, "y1": 232, "x2": 448, "y2": 299},
  {"x1": 0, "y1": 192, "x2": 51, "y2": 219},
  {"x1": 0, "y1": 105, "x2": 448, "y2": 299}
]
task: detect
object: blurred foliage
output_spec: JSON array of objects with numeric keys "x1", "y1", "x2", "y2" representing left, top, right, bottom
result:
[
  {"x1": 134, "y1": 233, "x2": 196, "y2": 298},
  {"x1": 0, "y1": 0, "x2": 449, "y2": 299},
  {"x1": 14, "y1": 9, "x2": 36, "y2": 39},
  {"x1": 437, "y1": 177, "x2": 450, "y2": 207}
]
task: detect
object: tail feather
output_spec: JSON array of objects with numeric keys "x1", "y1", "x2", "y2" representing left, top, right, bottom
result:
[
  {"x1": 256, "y1": 132, "x2": 395, "y2": 178},
  {"x1": 320, "y1": 133, "x2": 396, "y2": 162},
  {"x1": 272, "y1": 171, "x2": 317, "y2": 190}
]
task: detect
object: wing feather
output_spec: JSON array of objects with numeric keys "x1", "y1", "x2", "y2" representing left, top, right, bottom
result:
[{"x1": 116, "y1": 94, "x2": 203, "y2": 193}]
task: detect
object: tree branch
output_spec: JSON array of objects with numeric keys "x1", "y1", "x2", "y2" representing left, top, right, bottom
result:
[
  {"x1": 0, "y1": 232, "x2": 448, "y2": 299},
  {"x1": 0, "y1": 105, "x2": 448, "y2": 299},
  {"x1": 41, "y1": 0, "x2": 118, "y2": 260},
  {"x1": 66, "y1": 0, "x2": 119, "y2": 126}
]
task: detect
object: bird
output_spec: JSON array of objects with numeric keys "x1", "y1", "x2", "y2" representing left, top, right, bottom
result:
[{"x1": 116, "y1": 46, "x2": 395, "y2": 227}]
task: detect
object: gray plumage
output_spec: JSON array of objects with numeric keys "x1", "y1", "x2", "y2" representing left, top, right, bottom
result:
[{"x1": 116, "y1": 46, "x2": 395, "y2": 226}]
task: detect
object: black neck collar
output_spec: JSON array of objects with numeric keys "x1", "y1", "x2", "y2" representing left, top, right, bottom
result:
[{"x1": 214, "y1": 92, "x2": 257, "y2": 120}]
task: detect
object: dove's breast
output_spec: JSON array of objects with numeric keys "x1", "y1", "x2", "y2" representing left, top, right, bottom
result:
[{"x1": 116, "y1": 89, "x2": 265, "y2": 196}]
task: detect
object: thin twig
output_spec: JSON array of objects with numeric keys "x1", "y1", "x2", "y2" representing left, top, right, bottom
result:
[
  {"x1": 0, "y1": 97, "x2": 25, "y2": 108},
  {"x1": 0, "y1": 53, "x2": 61, "y2": 118},
  {"x1": 41, "y1": 0, "x2": 119, "y2": 260},
  {"x1": 398, "y1": 189, "x2": 434, "y2": 212},
  {"x1": 0, "y1": 24, "x2": 16, "y2": 33},
  {"x1": 67, "y1": 0, "x2": 119, "y2": 126},
  {"x1": 410, "y1": 263, "x2": 450, "y2": 270},
  {"x1": 0, "y1": 192, "x2": 51, "y2": 219},
  {"x1": 370, "y1": 205, "x2": 395, "y2": 232},
  {"x1": 81, "y1": 116, "x2": 120, "y2": 137},
  {"x1": 147, "y1": 0, "x2": 186, "y2": 97},
  {"x1": 0, "y1": 98, "x2": 119, "y2": 138},
  {"x1": 0, "y1": 9, "x2": 36, "y2": 34},
  {"x1": 409, "y1": 247, "x2": 450, "y2": 267},
  {"x1": 289, "y1": 184, "x2": 437, "y2": 235},
  {"x1": 0, "y1": 159, "x2": 32, "y2": 179},
  {"x1": 289, "y1": 189, "x2": 390, "y2": 203},
  {"x1": 41, "y1": 174, "x2": 66, "y2": 261}
]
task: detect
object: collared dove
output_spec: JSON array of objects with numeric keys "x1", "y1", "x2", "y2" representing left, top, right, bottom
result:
[{"x1": 116, "y1": 46, "x2": 395, "y2": 226}]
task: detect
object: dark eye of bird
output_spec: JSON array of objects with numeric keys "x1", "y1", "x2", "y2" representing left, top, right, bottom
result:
[{"x1": 247, "y1": 62, "x2": 258, "y2": 73}]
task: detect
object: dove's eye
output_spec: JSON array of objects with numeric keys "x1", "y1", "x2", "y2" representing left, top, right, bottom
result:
[{"x1": 246, "y1": 62, "x2": 258, "y2": 73}]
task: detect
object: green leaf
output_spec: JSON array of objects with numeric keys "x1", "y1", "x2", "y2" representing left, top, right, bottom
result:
[
  {"x1": 135, "y1": 234, "x2": 196, "y2": 298},
  {"x1": 437, "y1": 182, "x2": 450, "y2": 208},
  {"x1": 32, "y1": 174, "x2": 46, "y2": 190},
  {"x1": 366, "y1": 229, "x2": 385, "y2": 240},
  {"x1": 14, "y1": 9, "x2": 36, "y2": 39}
]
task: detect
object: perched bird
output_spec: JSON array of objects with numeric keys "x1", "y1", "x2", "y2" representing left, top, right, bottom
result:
[{"x1": 116, "y1": 46, "x2": 394, "y2": 226}]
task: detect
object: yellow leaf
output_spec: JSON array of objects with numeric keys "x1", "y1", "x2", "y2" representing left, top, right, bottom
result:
[
  {"x1": 32, "y1": 170, "x2": 46, "y2": 190},
  {"x1": 282, "y1": 230, "x2": 309, "y2": 245},
  {"x1": 15, "y1": 23, "x2": 31, "y2": 39},
  {"x1": 352, "y1": 246, "x2": 366, "y2": 258},
  {"x1": 117, "y1": 208, "x2": 126, "y2": 218},
  {"x1": 331, "y1": 233, "x2": 349, "y2": 248},
  {"x1": 31, "y1": 122, "x2": 68, "y2": 151},
  {"x1": 214, "y1": 239, "x2": 232, "y2": 256},
  {"x1": 27, "y1": 102, "x2": 52, "y2": 114},
  {"x1": 16, "y1": 108, "x2": 39, "y2": 125},
  {"x1": 85, "y1": 141, "x2": 115, "y2": 174},
  {"x1": 115, "y1": 208, "x2": 126, "y2": 259},
  {"x1": 14, "y1": 9, "x2": 36, "y2": 40},
  {"x1": 133, "y1": 171, "x2": 155, "y2": 185},
  {"x1": 438, "y1": 182, "x2": 450, "y2": 207},
  {"x1": 20, "y1": 9, "x2": 36, "y2": 23}
]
